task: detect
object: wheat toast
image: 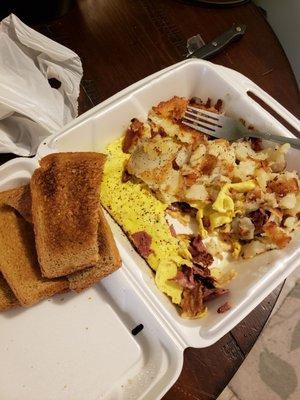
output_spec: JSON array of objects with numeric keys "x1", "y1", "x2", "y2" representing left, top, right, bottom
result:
[
  {"x1": 69, "y1": 207, "x2": 121, "y2": 292},
  {"x1": 0, "y1": 203, "x2": 68, "y2": 307},
  {"x1": 3, "y1": 184, "x2": 32, "y2": 223},
  {"x1": 0, "y1": 272, "x2": 19, "y2": 311},
  {"x1": 3, "y1": 182, "x2": 120, "y2": 293},
  {"x1": 30, "y1": 152, "x2": 106, "y2": 278}
]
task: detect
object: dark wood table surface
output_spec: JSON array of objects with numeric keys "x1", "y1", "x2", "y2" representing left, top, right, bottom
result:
[{"x1": 1, "y1": 0, "x2": 300, "y2": 399}]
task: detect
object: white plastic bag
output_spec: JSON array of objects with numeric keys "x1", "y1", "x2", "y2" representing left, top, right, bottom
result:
[{"x1": 0, "y1": 14, "x2": 83, "y2": 156}]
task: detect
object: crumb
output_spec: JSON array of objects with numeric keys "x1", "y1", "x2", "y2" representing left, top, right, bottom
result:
[
  {"x1": 63, "y1": 385, "x2": 67, "y2": 389},
  {"x1": 217, "y1": 302, "x2": 231, "y2": 313},
  {"x1": 85, "y1": 327, "x2": 89, "y2": 330},
  {"x1": 60, "y1": 297, "x2": 64, "y2": 302},
  {"x1": 88, "y1": 297, "x2": 92, "y2": 300}
]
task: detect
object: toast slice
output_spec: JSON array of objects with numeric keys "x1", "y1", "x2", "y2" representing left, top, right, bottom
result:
[
  {"x1": 3, "y1": 182, "x2": 120, "y2": 293},
  {"x1": 68, "y1": 207, "x2": 121, "y2": 292},
  {"x1": 30, "y1": 152, "x2": 107, "y2": 278},
  {"x1": 2, "y1": 184, "x2": 32, "y2": 223},
  {"x1": 0, "y1": 203, "x2": 69, "y2": 307},
  {"x1": 0, "y1": 272, "x2": 19, "y2": 311}
]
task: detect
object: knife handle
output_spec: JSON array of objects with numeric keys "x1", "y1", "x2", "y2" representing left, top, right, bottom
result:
[{"x1": 188, "y1": 23, "x2": 246, "y2": 60}]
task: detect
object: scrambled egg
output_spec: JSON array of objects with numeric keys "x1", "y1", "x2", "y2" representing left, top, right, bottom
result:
[
  {"x1": 213, "y1": 181, "x2": 256, "y2": 213},
  {"x1": 196, "y1": 207, "x2": 208, "y2": 238},
  {"x1": 155, "y1": 261, "x2": 182, "y2": 304},
  {"x1": 209, "y1": 180, "x2": 256, "y2": 229},
  {"x1": 101, "y1": 138, "x2": 191, "y2": 304},
  {"x1": 191, "y1": 180, "x2": 257, "y2": 236}
]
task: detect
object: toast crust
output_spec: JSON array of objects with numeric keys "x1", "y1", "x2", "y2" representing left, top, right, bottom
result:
[
  {"x1": 2, "y1": 185, "x2": 32, "y2": 223},
  {"x1": 0, "y1": 272, "x2": 19, "y2": 311},
  {"x1": 0, "y1": 204, "x2": 68, "y2": 307},
  {"x1": 31, "y1": 152, "x2": 107, "y2": 278}
]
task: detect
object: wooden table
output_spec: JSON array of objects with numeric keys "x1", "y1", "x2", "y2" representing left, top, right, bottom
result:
[{"x1": 2, "y1": 0, "x2": 300, "y2": 398}]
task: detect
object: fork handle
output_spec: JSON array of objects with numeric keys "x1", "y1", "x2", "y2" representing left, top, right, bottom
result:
[{"x1": 244, "y1": 131, "x2": 300, "y2": 150}]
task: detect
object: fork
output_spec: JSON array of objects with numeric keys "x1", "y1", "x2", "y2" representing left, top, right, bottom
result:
[{"x1": 183, "y1": 105, "x2": 300, "y2": 150}]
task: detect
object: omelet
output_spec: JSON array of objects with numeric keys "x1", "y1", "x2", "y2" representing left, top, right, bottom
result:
[{"x1": 100, "y1": 138, "x2": 191, "y2": 304}]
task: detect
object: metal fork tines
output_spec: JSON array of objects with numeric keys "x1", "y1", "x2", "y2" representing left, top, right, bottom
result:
[
  {"x1": 183, "y1": 105, "x2": 225, "y2": 136},
  {"x1": 182, "y1": 105, "x2": 300, "y2": 149}
]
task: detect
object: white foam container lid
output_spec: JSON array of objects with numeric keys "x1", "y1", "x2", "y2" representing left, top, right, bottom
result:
[{"x1": 0, "y1": 59, "x2": 299, "y2": 400}]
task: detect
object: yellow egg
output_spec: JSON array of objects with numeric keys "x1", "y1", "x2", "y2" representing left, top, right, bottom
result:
[
  {"x1": 212, "y1": 190, "x2": 234, "y2": 213},
  {"x1": 155, "y1": 261, "x2": 182, "y2": 304},
  {"x1": 190, "y1": 200, "x2": 205, "y2": 209},
  {"x1": 229, "y1": 180, "x2": 256, "y2": 192},
  {"x1": 219, "y1": 223, "x2": 231, "y2": 233},
  {"x1": 177, "y1": 241, "x2": 193, "y2": 265},
  {"x1": 101, "y1": 137, "x2": 192, "y2": 304},
  {"x1": 210, "y1": 180, "x2": 257, "y2": 230},
  {"x1": 217, "y1": 269, "x2": 237, "y2": 285},
  {"x1": 196, "y1": 208, "x2": 208, "y2": 238},
  {"x1": 209, "y1": 211, "x2": 233, "y2": 230},
  {"x1": 210, "y1": 267, "x2": 222, "y2": 280}
]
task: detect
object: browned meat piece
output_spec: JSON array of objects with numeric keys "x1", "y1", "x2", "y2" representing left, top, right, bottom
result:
[
  {"x1": 169, "y1": 202, "x2": 197, "y2": 217},
  {"x1": 189, "y1": 235, "x2": 214, "y2": 267},
  {"x1": 192, "y1": 264, "x2": 213, "y2": 279},
  {"x1": 173, "y1": 267, "x2": 195, "y2": 290},
  {"x1": 169, "y1": 224, "x2": 176, "y2": 237},
  {"x1": 202, "y1": 287, "x2": 230, "y2": 302},
  {"x1": 181, "y1": 283, "x2": 204, "y2": 318},
  {"x1": 131, "y1": 231, "x2": 153, "y2": 257},
  {"x1": 250, "y1": 138, "x2": 263, "y2": 152},
  {"x1": 173, "y1": 264, "x2": 215, "y2": 289},
  {"x1": 248, "y1": 208, "x2": 268, "y2": 231},
  {"x1": 217, "y1": 301, "x2": 231, "y2": 313},
  {"x1": 122, "y1": 169, "x2": 131, "y2": 183},
  {"x1": 175, "y1": 264, "x2": 229, "y2": 317}
]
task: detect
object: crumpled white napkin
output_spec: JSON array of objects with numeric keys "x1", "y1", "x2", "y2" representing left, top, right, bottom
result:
[{"x1": 0, "y1": 14, "x2": 83, "y2": 156}]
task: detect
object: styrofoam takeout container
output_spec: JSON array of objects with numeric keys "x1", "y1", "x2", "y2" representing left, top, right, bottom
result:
[{"x1": 0, "y1": 59, "x2": 299, "y2": 400}]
